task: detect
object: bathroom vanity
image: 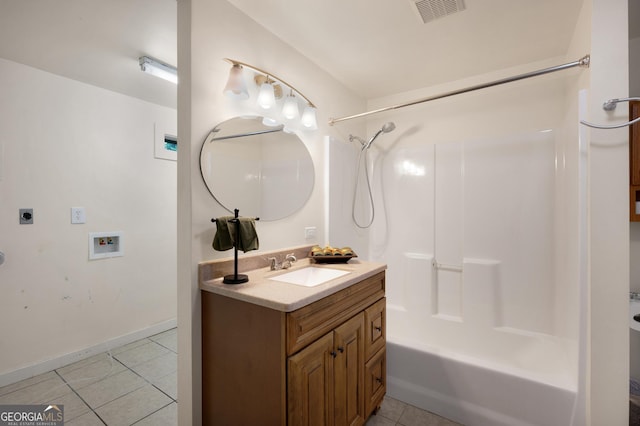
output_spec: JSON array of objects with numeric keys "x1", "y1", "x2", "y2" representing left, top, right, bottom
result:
[{"x1": 199, "y1": 246, "x2": 386, "y2": 425}]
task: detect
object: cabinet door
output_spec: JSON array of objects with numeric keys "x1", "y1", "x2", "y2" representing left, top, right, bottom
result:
[
  {"x1": 334, "y1": 314, "x2": 365, "y2": 426},
  {"x1": 364, "y1": 298, "x2": 386, "y2": 360},
  {"x1": 364, "y1": 348, "x2": 386, "y2": 416},
  {"x1": 288, "y1": 333, "x2": 335, "y2": 426},
  {"x1": 631, "y1": 101, "x2": 640, "y2": 221}
]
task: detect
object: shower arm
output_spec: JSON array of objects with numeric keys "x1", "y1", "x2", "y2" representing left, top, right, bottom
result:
[{"x1": 328, "y1": 55, "x2": 591, "y2": 125}]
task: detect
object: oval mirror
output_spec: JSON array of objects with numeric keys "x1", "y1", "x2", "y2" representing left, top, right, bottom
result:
[{"x1": 200, "y1": 116, "x2": 315, "y2": 221}]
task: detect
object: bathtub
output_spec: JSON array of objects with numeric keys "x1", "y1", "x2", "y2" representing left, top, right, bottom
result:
[{"x1": 385, "y1": 306, "x2": 579, "y2": 426}]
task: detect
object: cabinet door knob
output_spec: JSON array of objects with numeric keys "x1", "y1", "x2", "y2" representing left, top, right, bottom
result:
[
  {"x1": 337, "y1": 346, "x2": 344, "y2": 353},
  {"x1": 330, "y1": 351, "x2": 337, "y2": 358},
  {"x1": 375, "y1": 377, "x2": 383, "y2": 384},
  {"x1": 374, "y1": 326, "x2": 382, "y2": 332}
]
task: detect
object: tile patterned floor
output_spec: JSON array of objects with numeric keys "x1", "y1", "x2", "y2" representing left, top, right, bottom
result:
[
  {"x1": 0, "y1": 327, "x2": 461, "y2": 425},
  {"x1": 0, "y1": 328, "x2": 177, "y2": 425},
  {"x1": 367, "y1": 396, "x2": 463, "y2": 426}
]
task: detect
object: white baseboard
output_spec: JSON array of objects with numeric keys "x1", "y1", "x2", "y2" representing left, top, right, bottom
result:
[{"x1": 0, "y1": 318, "x2": 177, "y2": 388}]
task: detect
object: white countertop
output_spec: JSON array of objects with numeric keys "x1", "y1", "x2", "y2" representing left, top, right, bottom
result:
[{"x1": 199, "y1": 258, "x2": 386, "y2": 312}]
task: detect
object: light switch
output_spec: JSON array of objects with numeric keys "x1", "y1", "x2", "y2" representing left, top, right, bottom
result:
[{"x1": 71, "y1": 207, "x2": 86, "y2": 224}]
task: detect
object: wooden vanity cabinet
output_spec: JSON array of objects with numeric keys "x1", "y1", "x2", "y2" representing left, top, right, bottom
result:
[
  {"x1": 202, "y1": 271, "x2": 386, "y2": 426},
  {"x1": 288, "y1": 313, "x2": 365, "y2": 426},
  {"x1": 630, "y1": 101, "x2": 640, "y2": 221}
]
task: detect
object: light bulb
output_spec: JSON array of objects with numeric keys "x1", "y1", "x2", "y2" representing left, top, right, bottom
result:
[
  {"x1": 223, "y1": 64, "x2": 248, "y2": 99},
  {"x1": 257, "y1": 81, "x2": 276, "y2": 109},
  {"x1": 301, "y1": 105, "x2": 318, "y2": 130},
  {"x1": 282, "y1": 93, "x2": 300, "y2": 120}
]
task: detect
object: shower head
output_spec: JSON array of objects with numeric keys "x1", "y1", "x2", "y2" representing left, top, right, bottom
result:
[
  {"x1": 381, "y1": 122, "x2": 396, "y2": 133},
  {"x1": 364, "y1": 122, "x2": 396, "y2": 150}
]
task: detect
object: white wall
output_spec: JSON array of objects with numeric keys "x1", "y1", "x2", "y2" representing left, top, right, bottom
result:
[
  {"x1": 177, "y1": 1, "x2": 365, "y2": 423},
  {"x1": 0, "y1": 58, "x2": 177, "y2": 382},
  {"x1": 587, "y1": 0, "x2": 630, "y2": 424}
]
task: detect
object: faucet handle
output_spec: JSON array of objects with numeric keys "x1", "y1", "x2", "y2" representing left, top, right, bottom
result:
[
  {"x1": 281, "y1": 253, "x2": 297, "y2": 270},
  {"x1": 268, "y1": 257, "x2": 279, "y2": 270}
]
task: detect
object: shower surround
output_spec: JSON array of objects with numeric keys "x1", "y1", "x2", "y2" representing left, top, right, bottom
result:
[{"x1": 330, "y1": 74, "x2": 585, "y2": 425}]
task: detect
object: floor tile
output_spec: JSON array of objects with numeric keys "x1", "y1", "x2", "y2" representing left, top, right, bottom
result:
[
  {"x1": 133, "y1": 401, "x2": 177, "y2": 425},
  {"x1": 75, "y1": 369, "x2": 147, "y2": 409},
  {"x1": 55, "y1": 390, "x2": 91, "y2": 421},
  {"x1": 366, "y1": 413, "x2": 397, "y2": 426},
  {"x1": 378, "y1": 396, "x2": 408, "y2": 421},
  {"x1": 398, "y1": 405, "x2": 463, "y2": 426},
  {"x1": 113, "y1": 341, "x2": 170, "y2": 368},
  {"x1": 151, "y1": 372, "x2": 177, "y2": 401},
  {"x1": 57, "y1": 356, "x2": 126, "y2": 390},
  {"x1": 150, "y1": 328, "x2": 176, "y2": 339},
  {"x1": 150, "y1": 330, "x2": 177, "y2": 353},
  {"x1": 95, "y1": 384, "x2": 172, "y2": 426},
  {"x1": 65, "y1": 410, "x2": 106, "y2": 426},
  {"x1": 0, "y1": 371, "x2": 58, "y2": 397},
  {"x1": 129, "y1": 351, "x2": 177, "y2": 381},
  {"x1": 56, "y1": 352, "x2": 110, "y2": 376},
  {"x1": 110, "y1": 338, "x2": 152, "y2": 356},
  {"x1": 0, "y1": 374, "x2": 71, "y2": 405}
]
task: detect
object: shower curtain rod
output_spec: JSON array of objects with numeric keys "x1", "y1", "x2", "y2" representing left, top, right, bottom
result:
[{"x1": 328, "y1": 54, "x2": 591, "y2": 125}]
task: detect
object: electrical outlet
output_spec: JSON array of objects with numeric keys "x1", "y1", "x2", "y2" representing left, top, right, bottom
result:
[
  {"x1": 19, "y1": 208, "x2": 33, "y2": 224},
  {"x1": 71, "y1": 207, "x2": 86, "y2": 224},
  {"x1": 304, "y1": 226, "x2": 317, "y2": 240}
]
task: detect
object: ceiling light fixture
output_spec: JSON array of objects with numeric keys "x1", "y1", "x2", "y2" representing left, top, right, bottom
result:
[
  {"x1": 139, "y1": 56, "x2": 178, "y2": 84},
  {"x1": 222, "y1": 58, "x2": 317, "y2": 131}
]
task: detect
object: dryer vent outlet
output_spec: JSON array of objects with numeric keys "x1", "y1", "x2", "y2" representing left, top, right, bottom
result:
[{"x1": 411, "y1": 0, "x2": 466, "y2": 24}]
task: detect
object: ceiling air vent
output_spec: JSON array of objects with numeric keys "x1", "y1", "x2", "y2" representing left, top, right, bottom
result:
[{"x1": 411, "y1": 0, "x2": 466, "y2": 24}]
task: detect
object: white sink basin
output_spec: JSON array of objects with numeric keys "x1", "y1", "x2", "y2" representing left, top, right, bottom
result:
[{"x1": 269, "y1": 267, "x2": 350, "y2": 287}]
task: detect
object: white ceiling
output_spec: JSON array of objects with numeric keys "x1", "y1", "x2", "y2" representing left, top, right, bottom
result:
[
  {"x1": 0, "y1": 0, "x2": 592, "y2": 109},
  {"x1": 228, "y1": 0, "x2": 585, "y2": 100},
  {"x1": 0, "y1": 0, "x2": 177, "y2": 108}
]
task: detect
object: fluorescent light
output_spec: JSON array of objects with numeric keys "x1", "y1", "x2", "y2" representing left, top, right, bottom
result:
[{"x1": 139, "y1": 56, "x2": 177, "y2": 84}]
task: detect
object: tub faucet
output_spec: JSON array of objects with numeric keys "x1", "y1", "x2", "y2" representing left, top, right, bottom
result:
[{"x1": 269, "y1": 253, "x2": 297, "y2": 271}]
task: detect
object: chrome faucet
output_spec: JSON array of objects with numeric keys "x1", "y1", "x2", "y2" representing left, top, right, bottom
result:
[
  {"x1": 269, "y1": 253, "x2": 297, "y2": 271},
  {"x1": 283, "y1": 253, "x2": 297, "y2": 269}
]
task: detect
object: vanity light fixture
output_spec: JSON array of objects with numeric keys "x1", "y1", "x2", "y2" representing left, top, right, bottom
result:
[
  {"x1": 301, "y1": 105, "x2": 318, "y2": 130},
  {"x1": 257, "y1": 77, "x2": 276, "y2": 110},
  {"x1": 223, "y1": 63, "x2": 249, "y2": 99},
  {"x1": 139, "y1": 56, "x2": 178, "y2": 84},
  {"x1": 282, "y1": 91, "x2": 300, "y2": 120},
  {"x1": 222, "y1": 58, "x2": 317, "y2": 131}
]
